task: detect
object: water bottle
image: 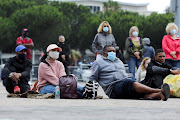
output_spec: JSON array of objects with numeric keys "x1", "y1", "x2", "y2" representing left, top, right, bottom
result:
[{"x1": 55, "y1": 84, "x2": 60, "y2": 99}]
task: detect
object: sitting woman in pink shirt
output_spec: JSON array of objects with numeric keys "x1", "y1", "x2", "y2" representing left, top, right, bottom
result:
[
  {"x1": 162, "y1": 23, "x2": 180, "y2": 68},
  {"x1": 37, "y1": 44, "x2": 84, "y2": 95}
]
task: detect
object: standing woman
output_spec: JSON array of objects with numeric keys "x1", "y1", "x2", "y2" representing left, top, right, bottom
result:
[
  {"x1": 92, "y1": 21, "x2": 117, "y2": 60},
  {"x1": 162, "y1": 23, "x2": 180, "y2": 68},
  {"x1": 124, "y1": 26, "x2": 145, "y2": 80}
]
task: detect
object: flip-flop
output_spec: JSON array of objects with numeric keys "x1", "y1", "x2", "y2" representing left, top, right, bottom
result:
[{"x1": 161, "y1": 83, "x2": 170, "y2": 101}]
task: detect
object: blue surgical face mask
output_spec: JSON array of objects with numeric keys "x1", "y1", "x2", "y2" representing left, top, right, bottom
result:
[
  {"x1": 103, "y1": 27, "x2": 109, "y2": 32},
  {"x1": 170, "y1": 29, "x2": 176, "y2": 35},
  {"x1": 107, "y1": 52, "x2": 116, "y2": 61},
  {"x1": 132, "y1": 31, "x2": 138, "y2": 36}
]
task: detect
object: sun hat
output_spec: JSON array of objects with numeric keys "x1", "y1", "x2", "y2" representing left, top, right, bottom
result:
[
  {"x1": 15, "y1": 45, "x2": 28, "y2": 52},
  {"x1": 46, "y1": 44, "x2": 62, "y2": 52}
]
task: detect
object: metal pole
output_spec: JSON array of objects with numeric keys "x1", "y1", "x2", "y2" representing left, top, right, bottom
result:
[{"x1": 174, "y1": 0, "x2": 180, "y2": 36}]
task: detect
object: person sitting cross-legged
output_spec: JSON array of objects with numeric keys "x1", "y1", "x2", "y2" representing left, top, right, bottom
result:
[
  {"x1": 2, "y1": 45, "x2": 32, "y2": 94},
  {"x1": 89, "y1": 45, "x2": 170, "y2": 101},
  {"x1": 36, "y1": 44, "x2": 84, "y2": 97}
]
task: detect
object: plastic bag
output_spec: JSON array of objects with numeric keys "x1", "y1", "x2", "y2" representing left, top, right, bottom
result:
[{"x1": 163, "y1": 74, "x2": 180, "y2": 97}]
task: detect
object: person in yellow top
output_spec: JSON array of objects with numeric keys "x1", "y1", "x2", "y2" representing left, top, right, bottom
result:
[{"x1": 124, "y1": 26, "x2": 145, "y2": 80}]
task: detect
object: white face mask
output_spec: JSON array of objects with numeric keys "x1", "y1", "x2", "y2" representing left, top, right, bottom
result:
[
  {"x1": 48, "y1": 51, "x2": 59, "y2": 60},
  {"x1": 145, "y1": 64, "x2": 148, "y2": 68}
]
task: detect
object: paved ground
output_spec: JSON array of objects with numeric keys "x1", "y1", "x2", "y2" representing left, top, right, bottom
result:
[{"x1": 0, "y1": 81, "x2": 180, "y2": 120}]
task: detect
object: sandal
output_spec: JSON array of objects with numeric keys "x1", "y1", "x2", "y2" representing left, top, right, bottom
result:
[{"x1": 161, "y1": 83, "x2": 170, "y2": 101}]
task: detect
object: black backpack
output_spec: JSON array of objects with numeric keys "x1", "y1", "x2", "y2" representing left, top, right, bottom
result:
[{"x1": 59, "y1": 74, "x2": 79, "y2": 99}]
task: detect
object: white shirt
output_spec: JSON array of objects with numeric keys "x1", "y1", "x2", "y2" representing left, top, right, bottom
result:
[{"x1": 136, "y1": 67, "x2": 147, "y2": 82}]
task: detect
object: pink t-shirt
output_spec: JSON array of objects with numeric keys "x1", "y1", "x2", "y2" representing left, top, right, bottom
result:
[{"x1": 37, "y1": 59, "x2": 66, "y2": 92}]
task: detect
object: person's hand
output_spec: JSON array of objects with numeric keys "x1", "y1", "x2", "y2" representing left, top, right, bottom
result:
[
  {"x1": 11, "y1": 73, "x2": 21, "y2": 84},
  {"x1": 14, "y1": 73, "x2": 21, "y2": 79},
  {"x1": 170, "y1": 51, "x2": 176, "y2": 57},
  {"x1": 136, "y1": 56, "x2": 140, "y2": 59},
  {"x1": 170, "y1": 69, "x2": 180, "y2": 75},
  {"x1": 173, "y1": 55, "x2": 177, "y2": 59},
  {"x1": 134, "y1": 52, "x2": 140, "y2": 56},
  {"x1": 95, "y1": 51, "x2": 100, "y2": 56},
  {"x1": 61, "y1": 55, "x2": 66, "y2": 60},
  {"x1": 134, "y1": 52, "x2": 140, "y2": 59}
]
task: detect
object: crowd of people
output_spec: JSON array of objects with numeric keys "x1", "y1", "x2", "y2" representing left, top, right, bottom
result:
[{"x1": 1, "y1": 21, "x2": 180, "y2": 101}]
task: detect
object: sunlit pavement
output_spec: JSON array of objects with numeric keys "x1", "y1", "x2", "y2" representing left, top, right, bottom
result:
[{"x1": 0, "y1": 81, "x2": 180, "y2": 120}]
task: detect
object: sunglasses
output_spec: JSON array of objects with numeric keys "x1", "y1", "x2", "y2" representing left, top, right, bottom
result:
[{"x1": 104, "y1": 26, "x2": 109, "y2": 27}]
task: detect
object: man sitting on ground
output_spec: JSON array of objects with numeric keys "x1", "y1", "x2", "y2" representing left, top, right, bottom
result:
[
  {"x1": 142, "y1": 49, "x2": 180, "y2": 88},
  {"x1": 89, "y1": 45, "x2": 170, "y2": 101},
  {"x1": 2, "y1": 45, "x2": 32, "y2": 94}
]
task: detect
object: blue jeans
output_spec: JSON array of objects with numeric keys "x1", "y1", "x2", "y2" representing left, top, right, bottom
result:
[
  {"x1": 128, "y1": 56, "x2": 141, "y2": 80},
  {"x1": 40, "y1": 84, "x2": 84, "y2": 96},
  {"x1": 165, "y1": 59, "x2": 180, "y2": 68}
]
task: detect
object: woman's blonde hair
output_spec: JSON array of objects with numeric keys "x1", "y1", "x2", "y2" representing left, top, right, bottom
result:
[
  {"x1": 97, "y1": 21, "x2": 112, "y2": 33},
  {"x1": 166, "y1": 23, "x2": 178, "y2": 34},
  {"x1": 140, "y1": 57, "x2": 151, "y2": 71},
  {"x1": 129, "y1": 26, "x2": 139, "y2": 36}
]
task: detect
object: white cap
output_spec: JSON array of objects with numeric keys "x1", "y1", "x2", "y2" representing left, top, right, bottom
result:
[{"x1": 46, "y1": 44, "x2": 62, "y2": 52}]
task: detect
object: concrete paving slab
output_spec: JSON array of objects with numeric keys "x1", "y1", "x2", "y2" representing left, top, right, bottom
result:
[{"x1": 0, "y1": 81, "x2": 180, "y2": 120}]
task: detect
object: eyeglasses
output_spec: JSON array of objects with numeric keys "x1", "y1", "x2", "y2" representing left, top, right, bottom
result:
[{"x1": 104, "y1": 26, "x2": 109, "y2": 27}]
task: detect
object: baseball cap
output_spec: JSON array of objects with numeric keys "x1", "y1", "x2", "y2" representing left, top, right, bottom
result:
[
  {"x1": 15, "y1": 45, "x2": 28, "y2": 52},
  {"x1": 22, "y1": 28, "x2": 28, "y2": 33},
  {"x1": 46, "y1": 44, "x2": 62, "y2": 52}
]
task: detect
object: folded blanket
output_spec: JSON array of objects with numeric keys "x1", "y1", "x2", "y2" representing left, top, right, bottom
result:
[{"x1": 7, "y1": 90, "x2": 55, "y2": 99}]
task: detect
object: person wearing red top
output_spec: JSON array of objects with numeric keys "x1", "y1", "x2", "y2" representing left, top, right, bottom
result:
[
  {"x1": 162, "y1": 23, "x2": 180, "y2": 68},
  {"x1": 16, "y1": 28, "x2": 34, "y2": 60}
]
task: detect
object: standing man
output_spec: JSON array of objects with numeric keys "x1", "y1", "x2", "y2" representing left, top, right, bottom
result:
[
  {"x1": 16, "y1": 28, "x2": 34, "y2": 60},
  {"x1": 56, "y1": 35, "x2": 70, "y2": 74},
  {"x1": 2, "y1": 45, "x2": 32, "y2": 94}
]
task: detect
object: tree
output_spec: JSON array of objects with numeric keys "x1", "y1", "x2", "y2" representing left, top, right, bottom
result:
[
  {"x1": 0, "y1": 0, "x2": 44, "y2": 17},
  {"x1": 103, "y1": 0, "x2": 120, "y2": 12},
  {"x1": 0, "y1": 0, "x2": 174, "y2": 54},
  {"x1": 10, "y1": 5, "x2": 66, "y2": 50},
  {"x1": 0, "y1": 17, "x2": 17, "y2": 52},
  {"x1": 50, "y1": 2, "x2": 93, "y2": 51}
]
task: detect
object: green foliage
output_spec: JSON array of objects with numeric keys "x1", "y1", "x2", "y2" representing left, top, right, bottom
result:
[
  {"x1": 10, "y1": 5, "x2": 65, "y2": 50},
  {"x1": 103, "y1": 0, "x2": 120, "y2": 12},
  {"x1": 0, "y1": 0, "x2": 175, "y2": 54},
  {"x1": 0, "y1": 17, "x2": 17, "y2": 52},
  {"x1": 0, "y1": 0, "x2": 37, "y2": 17},
  {"x1": 49, "y1": 2, "x2": 92, "y2": 50}
]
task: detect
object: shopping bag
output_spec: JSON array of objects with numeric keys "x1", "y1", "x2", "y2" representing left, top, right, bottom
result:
[{"x1": 163, "y1": 74, "x2": 180, "y2": 97}]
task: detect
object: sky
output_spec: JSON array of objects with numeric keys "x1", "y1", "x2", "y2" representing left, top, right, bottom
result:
[{"x1": 114, "y1": 0, "x2": 171, "y2": 13}]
